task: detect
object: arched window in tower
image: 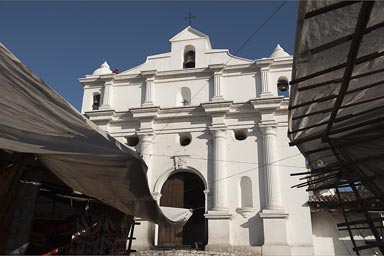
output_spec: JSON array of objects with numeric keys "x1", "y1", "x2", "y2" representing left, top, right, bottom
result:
[
  {"x1": 183, "y1": 45, "x2": 196, "y2": 69},
  {"x1": 92, "y1": 92, "x2": 101, "y2": 110},
  {"x1": 181, "y1": 87, "x2": 191, "y2": 106},
  {"x1": 240, "y1": 176, "x2": 253, "y2": 208},
  {"x1": 277, "y1": 76, "x2": 289, "y2": 98}
]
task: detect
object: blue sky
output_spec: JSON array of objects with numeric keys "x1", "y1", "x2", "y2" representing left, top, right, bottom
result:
[{"x1": 0, "y1": 1, "x2": 297, "y2": 110}]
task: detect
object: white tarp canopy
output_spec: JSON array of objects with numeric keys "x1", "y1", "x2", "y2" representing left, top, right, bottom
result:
[
  {"x1": 289, "y1": 1, "x2": 384, "y2": 195},
  {"x1": 0, "y1": 43, "x2": 191, "y2": 227}
]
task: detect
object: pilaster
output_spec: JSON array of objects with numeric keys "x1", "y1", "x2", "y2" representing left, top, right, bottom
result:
[
  {"x1": 141, "y1": 70, "x2": 157, "y2": 106},
  {"x1": 201, "y1": 101, "x2": 232, "y2": 128},
  {"x1": 255, "y1": 59, "x2": 273, "y2": 97},
  {"x1": 209, "y1": 64, "x2": 225, "y2": 101},
  {"x1": 99, "y1": 74, "x2": 114, "y2": 110},
  {"x1": 130, "y1": 106, "x2": 159, "y2": 134}
]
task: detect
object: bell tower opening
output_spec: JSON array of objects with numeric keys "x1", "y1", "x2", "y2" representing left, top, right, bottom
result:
[
  {"x1": 158, "y1": 171, "x2": 206, "y2": 248},
  {"x1": 92, "y1": 93, "x2": 100, "y2": 110},
  {"x1": 183, "y1": 45, "x2": 196, "y2": 69}
]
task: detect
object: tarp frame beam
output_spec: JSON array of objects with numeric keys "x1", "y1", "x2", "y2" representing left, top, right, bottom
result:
[
  {"x1": 309, "y1": 21, "x2": 384, "y2": 55},
  {"x1": 323, "y1": 1, "x2": 374, "y2": 141},
  {"x1": 290, "y1": 49, "x2": 384, "y2": 85},
  {"x1": 304, "y1": 1, "x2": 357, "y2": 19}
]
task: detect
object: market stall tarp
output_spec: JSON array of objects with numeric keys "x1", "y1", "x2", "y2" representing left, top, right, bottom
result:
[
  {"x1": 288, "y1": 1, "x2": 384, "y2": 194},
  {"x1": 0, "y1": 43, "x2": 191, "y2": 226}
]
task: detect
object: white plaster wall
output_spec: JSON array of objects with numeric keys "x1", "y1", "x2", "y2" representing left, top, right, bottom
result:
[
  {"x1": 112, "y1": 82, "x2": 143, "y2": 110},
  {"x1": 225, "y1": 128, "x2": 264, "y2": 246},
  {"x1": 150, "y1": 130, "x2": 210, "y2": 193},
  {"x1": 81, "y1": 87, "x2": 102, "y2": 113},
  {"x1": 274, "y1": 120, "x2": 314, "y2": 249},
  {"x1": 223, "y1": 74, "x2": 257, "y2": 103},
  {"x1": 154, "y1": 78, "x2": 211, "y2": 107},
  {"x1": 312, "y1": 211, "x2": 376, "y2": 256}
]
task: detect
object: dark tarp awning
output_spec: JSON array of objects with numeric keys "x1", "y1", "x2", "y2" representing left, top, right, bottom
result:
[
  {"x1": 289, "y1": 1, "x2": 384, "y2": 253},
  {"x1": 289, "y1": 0, "x2": 384, "y2": 195},
  {"x1": 0, "y1": 43, "x2": 191, "y2": 227}
]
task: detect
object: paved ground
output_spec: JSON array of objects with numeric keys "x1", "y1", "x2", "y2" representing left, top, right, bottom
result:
[{"x1": 131, "y1": 250, "x2": 236, "y2": 256}]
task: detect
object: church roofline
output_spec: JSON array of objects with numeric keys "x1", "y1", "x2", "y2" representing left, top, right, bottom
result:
[{"x1": 169, "y1": 26, "x2": 212, "y2": 49}]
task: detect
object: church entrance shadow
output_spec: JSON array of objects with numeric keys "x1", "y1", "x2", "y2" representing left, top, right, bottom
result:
[{"x1": 158, "y1": 172, "x2": 206, "y2": 248}]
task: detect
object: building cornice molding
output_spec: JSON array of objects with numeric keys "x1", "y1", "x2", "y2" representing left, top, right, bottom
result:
[
  {"x1": 259, "y1": 209, "x2": 289, "y2": 219},
  {"x1": 250, "y1": 97, "x2": 284, "y2": 112},
  {"x1": 130, "y1": 106, "x2": 160, "y2": 119},
  {"x1": 84, "y1": 99, "x2": 290, "y2": 127},
  {"x1": 204, "y1": 211, "x2": 232, "y2": 220},
  {"x1": 201, "y1": 101, "x2": 232, "y2": 114}
]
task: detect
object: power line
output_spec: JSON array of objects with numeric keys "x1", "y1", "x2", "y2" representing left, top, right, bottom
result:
[
  {"x1": 139, "y1": 1, "x2": 289, "y2": 153},
  {"x1": 233, "y1": 1, "x2": 287, "y2": 56},
  {"x1": 140, "y1": 152, "x2": 307, "y2": 168},
  {"x1": 180, "y1": 153, "x2": 301, "y2": 194}
]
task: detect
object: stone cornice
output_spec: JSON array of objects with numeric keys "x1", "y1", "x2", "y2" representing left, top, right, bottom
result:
[
  {"x1": 255, "y1": 58, "x2": 273, "y2": 69},
  {"x1": 84, "y1": 99, "x2": 289, "y2": 126},
  {"x1": 109, "y1": 64, "x2": 259, "y2": 83},
  {"x1": 79, "y1": 76, "x2": 101, "y2": 87},
  {"x1": 208, "y1": 63, "x2": 226, "y2": 73},
  {"x1": 130, "y1": 106, "x2": 160, "y2": 119},
  {"x1": 140, "y1": 70, "x2": 158, "y2": 78},
  {"x1": 259, "y1": 209, "x2": 289, "y2": 219},
  {"x1": 204, "y1": 211, "x2": 233, "y2": 220},
  {"x1": 250, "y1": 97, "x2": 284, "y2": 112},
  {"x1": 254, "y1": 57, "x2": 292, "y2": 70},
  {"x1": 201, "y1": 101, "x2": 232, "y2": 114},
  {"x1": 85, "y1": 109, "x2": 115, "y2": 118}
]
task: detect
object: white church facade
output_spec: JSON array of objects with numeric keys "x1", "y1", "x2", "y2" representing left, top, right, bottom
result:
[{"x1": 79, "y1": 27, "x2": 366, "y2": 255}]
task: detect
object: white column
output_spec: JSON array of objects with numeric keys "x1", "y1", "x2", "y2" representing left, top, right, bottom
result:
[
  {"x1": 100, "y1": 81, "x2": 112, "y2": 109},
  {"x1": 211, "y1": 129, "x2": 227, "y2": 210},
  {"x1": 260, "y1": 125, "x2": 282, "y2": 210},
  {"x1": 138, "y1": 134, "x2": 154, "y2": 187},
  {"x1": 143, "y1": 77, "x2": 154, "y2": 106},
  {"x1": 260, "y1": 68, "x2": 272, "y2": 96}
]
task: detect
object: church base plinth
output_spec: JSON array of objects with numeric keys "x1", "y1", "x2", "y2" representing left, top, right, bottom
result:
[
  {"x1": 205, "y1": 211, "x2": 232, "y2": 247},
  {"x1": 133, "y1": 220, "x2": 154, "y2": 248},
  {"x1": 260, "y1": 92, "x2": 274, "y2": 98},
  {"x1": 262, "y1": 244, "x2": 291, "y2": 256},
  {"x1": 205, "y1": 245, "x2": 262, "y2": 255},
  {"x1": 260, "y1": 209, "x2": 290, "y2": 256}
]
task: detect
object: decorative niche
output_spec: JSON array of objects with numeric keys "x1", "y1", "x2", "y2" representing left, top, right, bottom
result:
[{"x1": 236, "y1": 176, "x2": 256, "y2": 218}]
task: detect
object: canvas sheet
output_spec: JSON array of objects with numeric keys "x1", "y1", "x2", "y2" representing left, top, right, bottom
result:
[
  {"x1": 0, "y1": 43, "x2": 191, "y2": 226},
  {"x1": 288, "y1": 1, "x2": 384, "y2": 192}
]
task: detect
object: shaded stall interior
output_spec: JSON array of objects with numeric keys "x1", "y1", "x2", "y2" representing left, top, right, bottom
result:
[{"x1": 0, "y1": 149, "x2": 135, "y2": 255}]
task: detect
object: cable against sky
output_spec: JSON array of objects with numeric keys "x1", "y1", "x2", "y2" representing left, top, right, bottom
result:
[{"x1": 139, "y1": 0, "x2": 289, "y2": 153}]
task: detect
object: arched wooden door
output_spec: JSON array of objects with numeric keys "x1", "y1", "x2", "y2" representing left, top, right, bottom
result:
[{"x1": 158, "y1": 172, "x2": 206, "y2": 247}]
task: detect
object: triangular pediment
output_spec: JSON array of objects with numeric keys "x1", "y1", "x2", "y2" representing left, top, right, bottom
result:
[{"x1": 169, "y1": 26, "x2": 210, "y2": 42}]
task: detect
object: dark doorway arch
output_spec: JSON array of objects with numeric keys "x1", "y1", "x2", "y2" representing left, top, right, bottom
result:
[{"x1": 158, "y1": 172, "x2": 206, "y2": 247}]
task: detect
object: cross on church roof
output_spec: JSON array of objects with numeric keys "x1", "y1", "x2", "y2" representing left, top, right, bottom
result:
[{"x1": 185, "y1": 12, "x2": 196, "y2": 26}]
